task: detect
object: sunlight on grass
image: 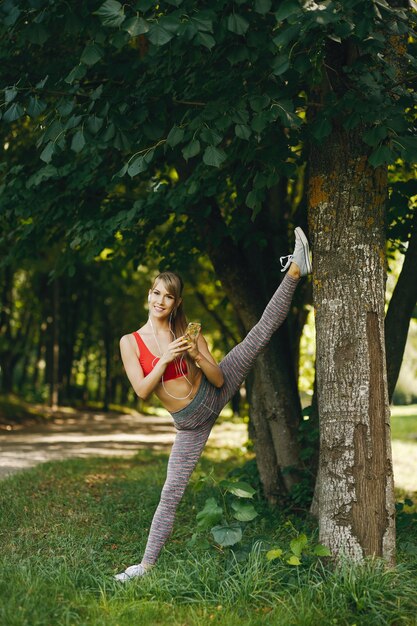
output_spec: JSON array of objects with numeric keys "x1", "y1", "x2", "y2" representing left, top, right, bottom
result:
[{"x1": 391, "y1": 404, "x2": 417, "y2": 440}]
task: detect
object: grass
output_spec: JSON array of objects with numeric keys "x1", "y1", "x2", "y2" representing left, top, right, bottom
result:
[
  {"x1": 1, "y1": 448, "x2": 417, "y2": 626},
  {"x1": 0, "y1": 394, "x2": 46, "y2": 426},
  {"x1": 391, "y1": 404, "x2": 417, "y2": 441}
]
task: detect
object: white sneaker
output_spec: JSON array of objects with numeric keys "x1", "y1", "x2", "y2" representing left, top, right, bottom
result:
[
  {"x1": 114, "y1": 563, "x2": 149, "y2": 582},
  {"x1": 280, "y1": 227, "x2": 312, "y2": 276}
]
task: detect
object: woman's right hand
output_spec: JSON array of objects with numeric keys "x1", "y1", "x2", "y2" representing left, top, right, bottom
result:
[{"x1": 160, "y1": 337, "x2": 190, "y2": 364}]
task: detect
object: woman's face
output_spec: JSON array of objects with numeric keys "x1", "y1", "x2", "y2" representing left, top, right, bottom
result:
[{"x1": 148, "y1": 280, "x2": 178, "y2": 319}]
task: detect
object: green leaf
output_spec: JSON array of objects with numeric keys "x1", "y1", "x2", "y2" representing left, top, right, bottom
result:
[
  {"x1": 26, "y1": 164, "x2": 58, "y2": 188},
  {"x1": 271, "y1": 54, "x2": 289, "y2": 76},
  {"x1": 40, "y1": 141, "x2": 55, "y2": 163},
  {"x1": 195, "y1": 32, "x2": 216, "y2": 49},
  {"x1": 94, "y1": 0, "x2": 125, "y2": 27},
  {"x1": 287, "y1": 555, "x2": 301, "y2": 566},
  {"x1": 221, "y1": 480, "x2": 256, "y2": 499},
  {"x1": 27, "y1": 96, "x2": 47, "y2": 118},
  {"x1": 110, "y1": 31, "x2": 130, "y2": 49},
  {"x1": 80, "y1": 44, "x2": 103, "y2": 66},
  {"x1": 394, "y1": 136, "x2": 417, "y2": 161},
  {"x1": 293, "y1": 53, "x2": 311, "y2": 73},
  {"x1": 273, "y1": 24, "x2": 300, "y2": 47},
  {"x1": 65, "y1": 115, "x2": 83, "y2": 131},
  {"x1": 227, "y1": 46, "x2": 249, "y2": 64},
  {"x1": 362, "y1": 125, "x2": 388, "y2": 147},
  {"x1": 200, "y1": 128, "x2": 222, "y2": 146},
  {"x1": 231, "y1": 501, "x2": 258, "y2": 522},
  {"x1": 5, "y1": 88, "x2": 18, "y2": 104},
  {"x1": 65, "y1": 64, "x2": 87, "y2": 84},
  {"x1": 203, "y1": 146, "x2": 227, "y2": 167},
  {"x1": 3, "y1": 5, "x2": 20, "y2": 26},
  {"x1": 58, "y1": 100, "x2": 74, "y2": 116},
  {"x1": 249, "y1": 94, "x2": 270, "y2": 113},
  {"x1": 235, "y1": 124, "x2": 251, "y2": 140},
  {"x1": 167, "y1": 126, "x2": 185, "y2": 148},
  {"x1": 187, "y1": 180, "x2": 199, "y2": 195},
  {"x1": 92, "y1": 85, "x2": 104, "y2": 101},
  {"x1": 196, "y1": 497, "x2": 223, "y2": 530},
  {"x1": 128, "y1": 155, "x2": 147, "y2": 177},
  {"x1": 71, "y1": 130, "x2": 85, "y2": 153},
  {"x1": 102, "y1": 123, "x2": 116, "y2": 142},
  {"x1": 27, "y1": 23, "x2": 49, "y2": 45},
  {"x1": 136, "y1": 0, "x2": 154, "y2": 9},
  {"x1": 115, "y1": 163, "x2": 129, "y2": 178},
  {"x1": 275, "y1": 0, "x2": 300, "y2": 22},
  {"x1": 290, "y1": 533, "x2": 308, "y2": 557},
  {"x1": 159, "y1": 15, "x2": 182, "y2": 34},
  {"x1": 144, "y1": 149, "x2": 155, "y2": 164},
  {"x1": 43, "y1": 120, "x2": 65, "y2": 143},
  {"x1": 211, "y1": 523, "x2": 242, "y2": 547},
  {"x1": 312, "y1": 544, "x2": 332, "y2": 557},
  {"x1": 113, "y1": 130, "x2": 131, "y2": 151},
  {"x1": 255, "y1": 0, "x2": 272, "y2": 14},
  {"x1": 3, "y1": 102, "x2": 24, "y2": 122},
  {"x1": 251, "y1": 113, "x2": 269, "y2": 133},
  {"x1": 266, "y1": 548, "x2": 283, "y2": 561},
  {"x1": 368, "y1": 145, "x2": 394, "y2": 167},
  {"x1": 148, "y1": 24, "x2": 176, "y2": 46},
  {"x1": 87, "y1": 115, "x2": 104, "y2": 135},
  {"x1": 246, "y1": 189, "x2": 260, "y2": 211},
  {"x1": 123, "y1": 16, "x2": 149, "y2": 36},
  {"x1": 182, "y1": 140, "x2": 201, "y2": 160},
  {"x1": 227, "y1": 14, "x2": 249, "y2": 35},
  {"x1": 36, "y1": 76, "x2": 49, "y2": 89},
  {"x1": 190, "y1": 14, "x2": 214, "y2": 33}
]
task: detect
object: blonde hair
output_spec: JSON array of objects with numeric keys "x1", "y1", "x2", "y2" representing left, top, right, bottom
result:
[{"x1": 151, "y1": 272, "x2": 198, "y2": 377}]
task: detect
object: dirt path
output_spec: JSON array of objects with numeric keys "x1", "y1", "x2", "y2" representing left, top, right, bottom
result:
[
  {"x1": 0, "y1": 407, "x2": 245, "y2": 479},
  {"x1": 0, "y1": 407, "x2": 416, "y2": 493}
]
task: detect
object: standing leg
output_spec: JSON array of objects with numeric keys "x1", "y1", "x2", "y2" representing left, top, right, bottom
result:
[
  {"x1": 142, "y1": 423, "x2": 213, "y2": 565},
  {"x1": 115, "y1": 419, "x2": 214, "y2": 580}
]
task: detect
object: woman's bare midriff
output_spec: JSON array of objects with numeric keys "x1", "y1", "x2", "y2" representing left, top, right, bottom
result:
[{"x1": 154, "y1": 369, "x2": 203, "y2": 414}]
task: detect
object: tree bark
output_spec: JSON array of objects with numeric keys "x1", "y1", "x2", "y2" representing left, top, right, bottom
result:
[
  {"x1": 102, "y1": 304, "x2": 112, "y2": 412},
  {"x1": 0, "y1": 266, "x2": 15, "y2": 394},
  {"x1": 50, "y1": 278, "x2": 60, "y2": 410},
  {"x1": 308, "y1": 130, "x2": 395, "y2": 564},
  {"x1": 385, "y1": 206, "x2": 417, "y2": 401}
]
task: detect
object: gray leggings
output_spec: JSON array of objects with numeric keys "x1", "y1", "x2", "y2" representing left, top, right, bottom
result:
[{"x1": 142, "y1": 273, "x2": 299, "y2": 565}]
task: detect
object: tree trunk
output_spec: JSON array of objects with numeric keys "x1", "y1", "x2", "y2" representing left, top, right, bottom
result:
[
  {"x1": 385, "y1": 206, "x2": 417, "y2": 401},
  {"x1": 0, "y1": 266, "x2": 15, "y2": 394},
  {"x1": 103, "y1": 306, "x2": 112, "y2": 412},
  {"x1": 50, "y1": 278, "x2": 60, "y2": 410},
  {"x1": 202, "y1": 220, "x2": 303, "y2": 499},
  {"x1": 308, "y1": 130, "x2": 395, "y2": 564}
]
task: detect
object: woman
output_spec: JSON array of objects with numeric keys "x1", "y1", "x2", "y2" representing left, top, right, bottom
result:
[{"x1": 115, "y1": 227, "x2": 312, "y2": 581}]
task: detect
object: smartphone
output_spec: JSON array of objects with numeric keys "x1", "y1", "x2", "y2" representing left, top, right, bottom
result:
[{"x1": 184, "y1": 322, "x2": 201, "y2": 341}]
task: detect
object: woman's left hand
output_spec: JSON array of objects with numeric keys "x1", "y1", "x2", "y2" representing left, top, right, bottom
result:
[{"x1": 183, "y1": 331, "x2": 201, "y2": 360}]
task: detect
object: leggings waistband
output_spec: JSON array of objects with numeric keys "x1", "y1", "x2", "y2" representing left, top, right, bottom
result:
[{"x1": 170, "y1": 375, "x2": 210, "y2": 421}]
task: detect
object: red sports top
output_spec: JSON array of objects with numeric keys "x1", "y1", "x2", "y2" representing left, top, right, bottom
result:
[{"x1": 132, "y1": 331, "x2": 188, "y2": 381}]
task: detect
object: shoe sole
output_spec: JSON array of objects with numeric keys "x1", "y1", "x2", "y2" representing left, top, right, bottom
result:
[{"x1": 294, "y1": 227, "x2": 312, "y2": 275}]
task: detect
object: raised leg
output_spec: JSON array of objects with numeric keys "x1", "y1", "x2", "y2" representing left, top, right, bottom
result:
[{"x1": 217, "y1": 273, "x2": 299, "y2": 407}]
